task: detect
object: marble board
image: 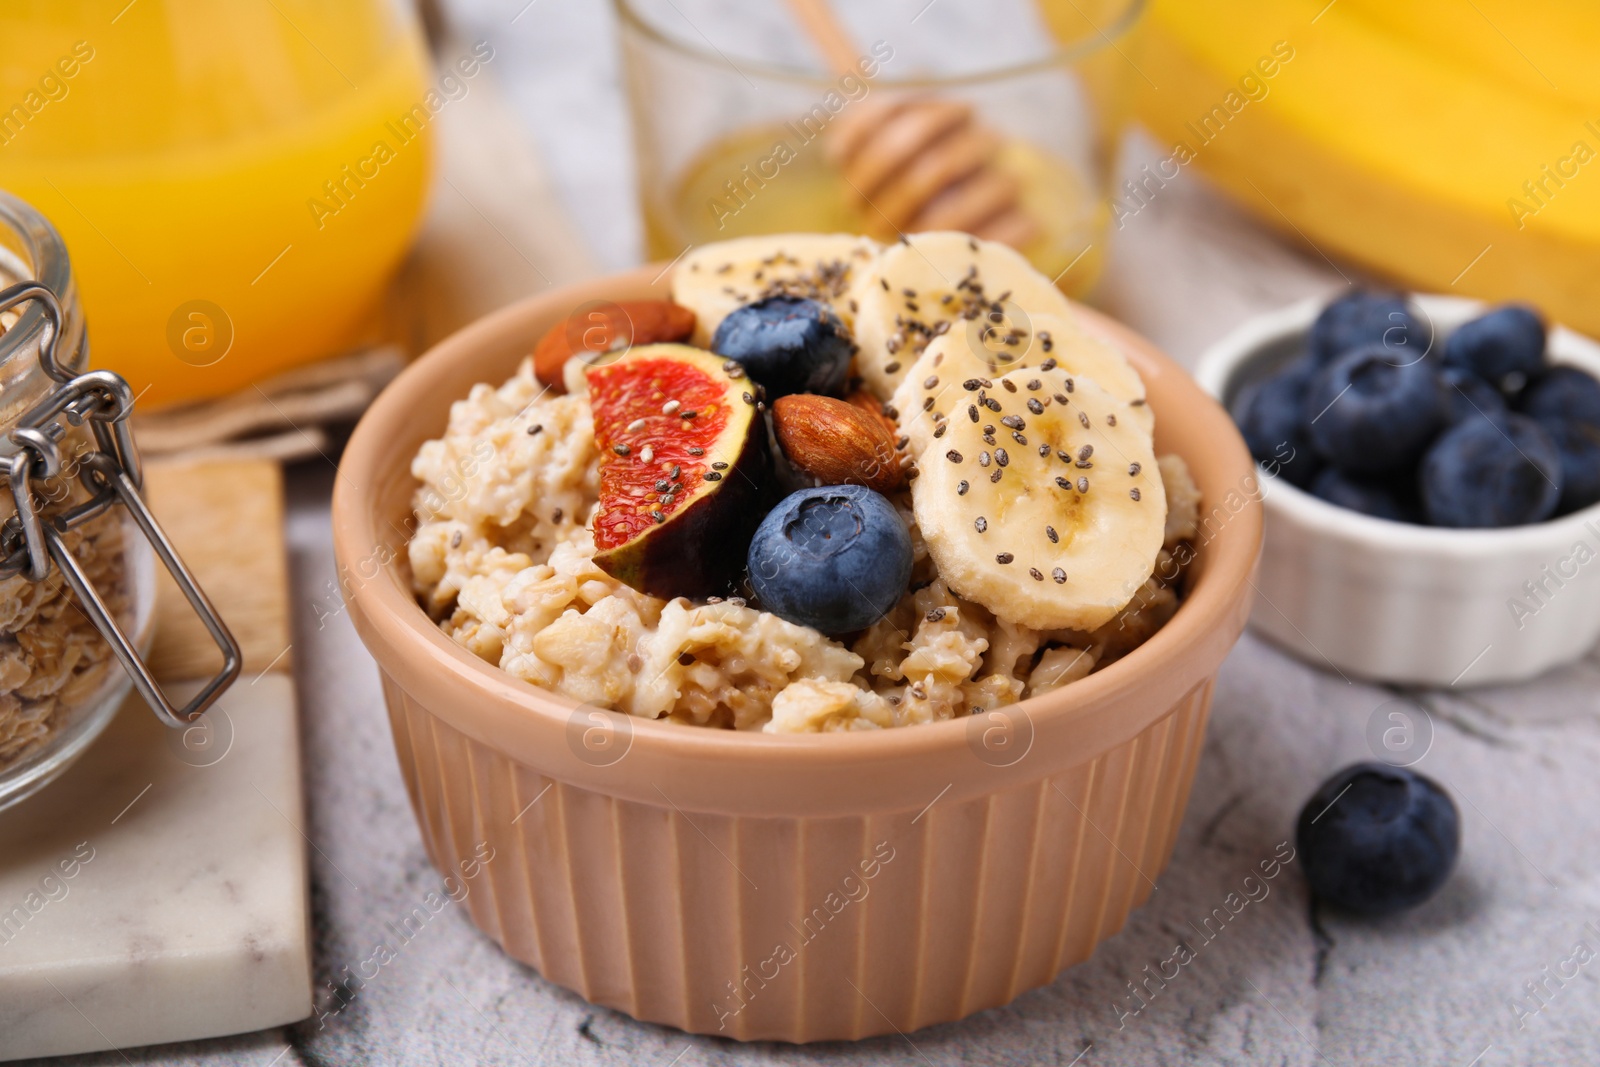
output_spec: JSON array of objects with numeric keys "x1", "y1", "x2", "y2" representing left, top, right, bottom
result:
[{"x1": 0, "y1": 459, "x2": 311, "y2": 1060}]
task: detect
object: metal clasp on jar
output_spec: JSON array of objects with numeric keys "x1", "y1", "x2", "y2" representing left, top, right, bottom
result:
[{"x1": 0, "y1": 280, "x2": 241, "y2": 727}]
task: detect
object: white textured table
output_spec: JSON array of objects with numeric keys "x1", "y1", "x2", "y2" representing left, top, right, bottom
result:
[{"x1": 14, "y1": 1, "x2": 1600, "y2": 1064}]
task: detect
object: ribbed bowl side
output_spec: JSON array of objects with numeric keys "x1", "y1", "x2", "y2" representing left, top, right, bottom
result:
[{"x1": 381, "y1": 674, "x2": 1215, "y2": 1043}]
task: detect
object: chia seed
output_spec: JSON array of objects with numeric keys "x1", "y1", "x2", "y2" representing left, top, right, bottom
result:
[
  {"x1": 996, "y1": 552, "x2": 1014, "y2": 564},
  {"x1": 974, "y1": 517, "x2": 987, "y2": 533},
  {"x1": 1052, "y1": 567, "x2": 1067, "y2": 584}
]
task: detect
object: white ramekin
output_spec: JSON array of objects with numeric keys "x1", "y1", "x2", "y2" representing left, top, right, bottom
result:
[{"x1": 1196, "y1": 294, "x2": 1600, "y2": 687}]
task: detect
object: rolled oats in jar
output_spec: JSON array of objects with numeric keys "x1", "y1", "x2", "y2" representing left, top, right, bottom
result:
[{"x1": 0, "y1": 192, "x2": 239, "y2": 810}]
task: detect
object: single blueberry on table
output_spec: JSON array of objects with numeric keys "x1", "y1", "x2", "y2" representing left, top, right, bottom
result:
[
  {"x1": 1297, "y1": 762, "x2": 1460, "y2": 917},
  {"x1": 1306, "y1": 344, "x2": 1447, "y2": 474},
  {"x1": 1541, "y1": 418, "x2": 1600, "y2": 515},
  {"x1": 1309, "y1": 467, "x2": 1417, "y2": 523},
  {"x1": 1232, "y1": 360, "x2": 1321, "y2": 488},
  {"x1": 1308, "y1": 290, "x2": 1419, "y2": 364},
  {"x1": 1518, "y1": 365, "x2": 1600, "y2": 428},
  {"x1": 747, "y1": 485, "x2": 912, "y2": 634},
  {"x1": 1436, "y1": 365, "x2": 1507, "y2": 428},
  {"x1": 1442, "y1": 304, "x2": 1545, "y2": 387},
  {"x1": 1421, "y1": 414, "x2": 1563, "y2": 528},
  {"x1": 711, "y1": 296, "x2": 853, "y2": 399}
]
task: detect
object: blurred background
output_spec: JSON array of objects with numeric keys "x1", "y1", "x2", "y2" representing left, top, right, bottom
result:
[{"x1": 3, "y1": 0, "x2": 1592, "y2": 436}]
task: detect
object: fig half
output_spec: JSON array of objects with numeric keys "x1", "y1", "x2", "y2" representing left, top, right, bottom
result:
[{"x1": 587, "y1": 344, "x2": 769, "y2": 599}]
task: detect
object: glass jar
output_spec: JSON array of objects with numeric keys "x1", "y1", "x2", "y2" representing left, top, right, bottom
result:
[
  {"x1": 617, "y1": 0, "x2": 1144, "y2": 300},
  {"x1": 0, "y1": 191, "x2": 239, "y2": 811}
]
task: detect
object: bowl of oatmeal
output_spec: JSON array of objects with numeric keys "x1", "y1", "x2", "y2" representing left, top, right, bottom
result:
[{"x1": 332, "y1": 234, "x2": 1262, "y2": 1041}]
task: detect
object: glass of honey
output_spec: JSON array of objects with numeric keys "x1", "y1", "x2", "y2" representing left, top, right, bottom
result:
[{"x1": 616, "y1": 0, "x2": 1144, "y2": 300}]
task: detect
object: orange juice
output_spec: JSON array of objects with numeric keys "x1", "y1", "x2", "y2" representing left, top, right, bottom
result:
[{"x1": 0, "y1": 1, "x2": 435, "y2": 407}]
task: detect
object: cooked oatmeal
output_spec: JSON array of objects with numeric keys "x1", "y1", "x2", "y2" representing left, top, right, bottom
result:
[{"x1": 409, "y1": 358, "x2": 1201, "y2": 733}]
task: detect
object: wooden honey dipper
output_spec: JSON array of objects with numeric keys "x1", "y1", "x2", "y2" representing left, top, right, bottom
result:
[{"x1": 786, "y1": 0, "x2": 1039, "y2": 249}]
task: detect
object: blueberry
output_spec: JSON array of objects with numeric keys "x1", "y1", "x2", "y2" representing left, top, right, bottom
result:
[
  {"x1": 1541, "y1": 418, "x2": 1600, "y2": 515},
  {"x1": 1231, "y1": 360, "x2": 1321, "y2": 488},
  {"x1": 747, "y1": 485, "x2": 911, "y2": 633},
  {"x1": 1308, "y1": 290, "x2": 1419, "y2": 364},
  {"x1": 1420, "y1": 413, "x2": 1562, "y2": 527},
  {"x1": 1306, "y1": 344, "x2": 1447, "y2": 474},
  {"x1": 1297, "y1": 763, "x2": 1459, "y2": 917},
  {"x1": 1517, "y1": 365, "x2": 1600, "y2": 428},
  {"x1": 1309, "y1": 468, "x2": 1417, "y2": 523},
  {"x1": 1436, "y1": 365, "x2": 1507, "y2": 428},
  {"x1": 711, "y1": 296, "x2": 853, "y2": 398},
  {"x1": 1442, "y1": 304, "x2": 1545, "y2": 387}
]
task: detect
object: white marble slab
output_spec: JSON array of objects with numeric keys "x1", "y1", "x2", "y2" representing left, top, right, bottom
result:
[{"x1": 0, "y1": 675, "x2": 311, "y2": 1061}]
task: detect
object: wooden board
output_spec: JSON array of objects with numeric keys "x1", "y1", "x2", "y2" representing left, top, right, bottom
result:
[{"x1": 144, "y1": 459, "x2": 292, "y2": 682}]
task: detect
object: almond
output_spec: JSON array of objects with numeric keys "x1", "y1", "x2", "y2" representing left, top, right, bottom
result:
[
  {"x1": 533, "y1": 300, "x2": 697, "y2": 392},
  {"x1": 844, "y1": 388, "x2": 900, "y2": 439},
  {"x1": 772, "y1": 394, "x2": 904, "y2": 494}
]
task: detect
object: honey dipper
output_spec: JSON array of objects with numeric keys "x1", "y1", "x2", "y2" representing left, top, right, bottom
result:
[{"x1": 785, "y1": 0, "x2": 1039, "y2": 249}]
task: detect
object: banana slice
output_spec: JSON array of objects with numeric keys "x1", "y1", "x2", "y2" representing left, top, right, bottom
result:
[
  {"x1": 890, "y1": 311, "x2": 1154, "y2": 460},
  {"x1": 912, "y1": 366, "x2": 1166, "y2": 631},
  {"x1": 670, "y1": 234, "x2": 880, "y2": 346},
  {"x1": 846, "y1": 231, "x2": 1076, "y2": 400}
]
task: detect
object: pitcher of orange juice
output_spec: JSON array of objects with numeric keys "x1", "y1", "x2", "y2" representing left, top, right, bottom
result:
[{"x1": 0, "y1": 0, "x2": 434, "y2": 408}]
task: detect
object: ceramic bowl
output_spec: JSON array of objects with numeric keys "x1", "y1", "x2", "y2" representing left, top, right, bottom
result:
[
  {"x1": 1196, "y1": 293, "x2": 1600, "y2": 687},
  {"x1": 332, "y1": 267, "x2": 1262, "y2": 1041}
]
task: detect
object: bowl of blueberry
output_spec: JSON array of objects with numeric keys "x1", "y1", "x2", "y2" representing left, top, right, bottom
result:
[{"x1": 1197, "y1": 290, "x2": 1600, "y2": 686}]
